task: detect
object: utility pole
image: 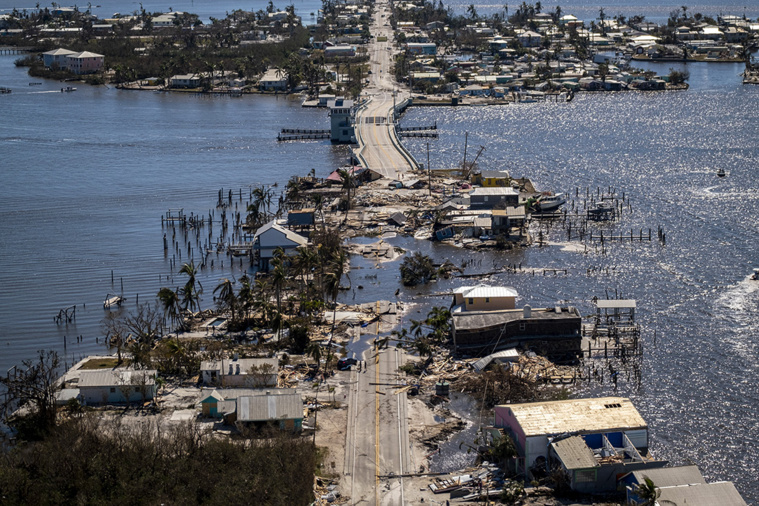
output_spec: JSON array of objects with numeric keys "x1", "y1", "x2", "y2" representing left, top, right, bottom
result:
[{"x1": 427, "y1": 142, "x2": 431, "y2": 196}]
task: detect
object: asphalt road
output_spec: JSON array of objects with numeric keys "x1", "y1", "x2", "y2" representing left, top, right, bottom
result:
[
  {"x1": 354, "y1": 0, "x2": 415, "y2": 181},
  {"x1": 344, "y1": 344, "x2": 411, "y2": 505}
]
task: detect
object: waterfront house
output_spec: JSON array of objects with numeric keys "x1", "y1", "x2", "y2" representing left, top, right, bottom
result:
[
  {"x1": 252, "y1": 219, "x2": 308, "y2": 270},
  {"x1": 78, "y1": 369, "x2": 157, "y2": 405},
  {"x1": 472, "y1": 169, "x2": 511, "y2": 187},
  {"x1": 170, "y1": 74, "x2": 201, "y2": 88},
  {"x1": 42, "y1": 48, "x2": 76, "y2": 69},
  {"x1": 66, "y1": 51, "x2": 105, "y2": 75},
  {"x1": 469, "y1": 187, "x2": 519, "y2": 209},
  {"x1": 621, "y1": 465, "x2": 705, "y2": 503},
  {"x1": 200, "y1": 357, "x2": 278, "y2": 388},
  {"x1": 494, "y1": 397, "x2": 650, "y2": 479},
  {"x1": 491, "y1": 207, "x2": 526, "y2": 235},
  {"x1": 453, "y1": 285, "x2": 517, "y2": 311},
  {"x1": 549, "y1": 433, "x2": 666, "y2": 493},
  {"x1": 259, "y1": 68, "x2": 288, "y2": 91},
  {"x1": 452, "y1": 303, "x2": 582, "y2": 358},
  {"x1": 658, "y1": 482, "x2": 746, "y2": 506}
]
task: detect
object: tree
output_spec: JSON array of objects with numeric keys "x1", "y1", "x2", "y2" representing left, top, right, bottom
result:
[
  {"x1": 0, "y1": 350, "x2": 61, "y2": 438},
  {"x1": 213, "y1": 278, "x2": 237, "y2": 321},
  {"x1": 157, "y1": 287, "x2": 181, "y2": 330},
  {"x1": 103, "y1": 304, "x2": 163, "y2": 369},
  {"x1": 178, "y1": 261, "x2": 203, "y2": 312},
  {"x1": 634, "y1": 477, "x2": 660, "y2": 505},
  {"x1": 399, "y1": 251, "x2": 437, "y2": 286}
]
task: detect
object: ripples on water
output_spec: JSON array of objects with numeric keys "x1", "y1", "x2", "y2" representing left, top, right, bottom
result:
[{"x1": 394, "y1": 68, "x2": 759, "y2": 501}]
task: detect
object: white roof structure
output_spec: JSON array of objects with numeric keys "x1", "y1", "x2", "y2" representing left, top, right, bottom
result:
[
  {"x1": 237, "y1": 391, "x2": 303, "y2": 422},
  {"x1": 78, "y1": 369, "x2": 156, "y2": 387},
  {"x1": 70, "y1": 51, "x2": 104, "y2": 58},
  {"x1": 469, "y1": 187, "x2": 519, "y2": 196},
  {"x1": 454, "y1": 285, "x2": 518, "y2": 299},
  {"x1": 43, "y1": 48, "x2": 76, "y2": 56},
  {"x1": 252, "y1": 219, "x2": 308, "y2": 246},
  {"x1": 499, "y1": 397, "x2": 646, "y2": 437}
]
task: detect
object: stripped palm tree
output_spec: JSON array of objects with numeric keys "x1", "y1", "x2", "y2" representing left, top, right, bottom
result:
[
  {"x1": 157, "y1": 287, "x2": 181, "y2": 330},
  {"x1": 178, "y1": 261, "x2": 203, "y2": 312}
]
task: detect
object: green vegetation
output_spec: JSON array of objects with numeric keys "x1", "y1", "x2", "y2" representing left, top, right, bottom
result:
[
  {"x1": 399, "y1": 251, "x2": 438, "y2": 286},
  {"x1": 0, "y1": 417, "x2": 317, "y2": 505}
]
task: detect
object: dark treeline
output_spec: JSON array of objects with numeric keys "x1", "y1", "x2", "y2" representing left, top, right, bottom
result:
[{"x1": 0, "y1": 416, "x2": 317, "y2": 505}]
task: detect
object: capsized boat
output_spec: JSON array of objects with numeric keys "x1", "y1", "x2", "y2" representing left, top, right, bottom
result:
[{"x1": 103, "y1": 294, "x2": 124, "y2": 309}]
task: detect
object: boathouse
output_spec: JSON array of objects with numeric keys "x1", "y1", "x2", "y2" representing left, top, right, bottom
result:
[{"x1": 494, "y1": 397, "x2": 652, "y2": 480}]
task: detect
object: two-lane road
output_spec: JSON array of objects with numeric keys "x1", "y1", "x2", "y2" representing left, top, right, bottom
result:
[
  {"x1": 344, "y1": 346, "x2": 411, "y2": 505},
  {"x1": 354, "y1": 0, "x2": 415, "y2": 181}
]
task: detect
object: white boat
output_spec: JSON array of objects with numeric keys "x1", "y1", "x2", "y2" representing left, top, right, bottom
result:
[
  {"x1": 62, "y1": 86, "x2": 77, "y2": 92},
  {"x1": 535, "y1": 192, "x2": 566, "y2": 212},
  {"x1": 751, "y1": 268, "x2": 759, "y2": 281},
  {"x1": 103, "y1": 294, "x2": 123, "y2": 309}
]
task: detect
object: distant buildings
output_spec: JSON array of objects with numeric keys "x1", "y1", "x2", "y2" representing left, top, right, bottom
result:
[
  {"x1": 77, "y1": 369, "x2": 157, "y2": 405},
  {"x1": 42, "y1": 48, "x2": 104, "y2": 74},
  {"x1": 259, "y1": 68, "x2": 288, "y2": 91},
  {"x1": 200, "y1": 357, "x2": 279, "y2": 388}
]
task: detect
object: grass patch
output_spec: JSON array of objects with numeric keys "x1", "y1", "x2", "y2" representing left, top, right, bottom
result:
[{"x1": 79, "y1": 358, "x2": 119, "y2": 370}]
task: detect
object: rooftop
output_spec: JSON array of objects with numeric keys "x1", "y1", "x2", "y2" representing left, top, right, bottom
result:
[
  {"x1": 453, "y1": 306, "x2": 580, "y2": 330},
  {"x1": 629, "y1": 465, "x2": 705, "y2": 488},
  {"x1": 78, "y1": 369, "x2": 156, "y2": 387},
  {"x1": 657, "y1": 482, "x2": 746, "y2": 506},
  {"x1": 498, "y1": 397, "x2": 647, "y2": 437},
  {"x1": 454, "y1": 285, "x2": 518, "y2": 299},
  {"x1": 237, "y1": 391, "x2": 303, "y2": 422},
  {"x1": 551, "y1": 436, "x2": 599, "y2": 470}
]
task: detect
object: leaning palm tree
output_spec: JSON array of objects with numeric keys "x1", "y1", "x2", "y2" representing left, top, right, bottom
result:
[{"x1": 634, "y1": 477, "x2": 660, "y2": 506}]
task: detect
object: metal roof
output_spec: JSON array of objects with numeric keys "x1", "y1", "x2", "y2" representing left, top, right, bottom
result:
[
  {"x1": 497, "y1": 397, "x2": 647, "y2": 437},
  {"x1": 457, "y1": 285, "x2": 518, "y2": 299},
  {"x1": 551, "y1": 436, "x2": 599, "y2": 470},
  {"x1": 630, "y1": 465, "x2": 705, "y2": 488},
  {"x1": 237, "y1": 391, "x2": 303, "y2": 422},
  {"x1": 472, "y1": 348, "x2": 519, "y2": 372},
  {"x1": 453, "y1": 306, "x2": 579, "y2": 331},
  {"x1": 470, "y1": 187, "x2": 519, "y2": 196},
  {"x1": 657, "y1": 482, "x2": 746, "y2": 506},
  {"x1": 78, "y1": 369, "x2": 156, "y2": 387}
]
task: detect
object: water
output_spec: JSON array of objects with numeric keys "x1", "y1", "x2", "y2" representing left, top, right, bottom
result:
[
  {"x1": 2, "y1": 30, "x2": 759, "y2": 505},
  {"x1": 0, "y1": 0, "x2": 324, "y2": 25},
  {"x1": 0, "y1": 52, "x2": 351, "y2": 373},
  {"x1": 441, "y1": 0, "x2": 759, "y2": 25}
]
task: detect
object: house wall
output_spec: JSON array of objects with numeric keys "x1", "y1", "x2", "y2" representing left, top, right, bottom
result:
[
  {"x1": 464, "y1": 295, "x2": 516, "y2": 311},
  {"x1": 470, "y1": 193, "x2": 519, "y2": 209},
  {"x1": 80, "y1": 384, "x2": 155, "y2": 405}
]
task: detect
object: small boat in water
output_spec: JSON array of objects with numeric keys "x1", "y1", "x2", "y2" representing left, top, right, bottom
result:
[
  {"x1": 751, "y1": 268, "x2": 759, "y2": 281},
  {"x1": 103, "y1": 294, "x2": 124, "y2": 309},
  {"x1": 61, "y1": 86, "x2": 77, "y2": 92},
  {"x1": 717, "y1": 168, "x2": 726, "y2": 177}
]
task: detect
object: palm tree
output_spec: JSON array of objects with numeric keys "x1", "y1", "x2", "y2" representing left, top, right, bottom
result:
[
  {"x1": 214, "y1": 278, "x2": 237, "y2": 323},
  {"x1": 157, "y1": 287, "x2": 181, "y2": 329},
  {"x1": 338, "y1": 168, "x2": 354, "y2": 211},
  {"x1": 178, "y1": 261, "x2": 203, "y2": 312},
  {"x1": 634, "y1": 477, "x2": 660, "y2": 506},
  {"x1": 270, "y1": 248, "x2": 288, "y2": 320},
  {"x1": 306, "y1": 341, "x2": 322, "y2": 371}
]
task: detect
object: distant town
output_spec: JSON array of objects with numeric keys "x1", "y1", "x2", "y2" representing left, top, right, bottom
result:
[{"x1": 0, "y1": 0, "x2": 757, "y2": 504}]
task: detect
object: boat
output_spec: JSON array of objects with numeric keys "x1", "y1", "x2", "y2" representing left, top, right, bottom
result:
[
  {"x1": 61, "y1": 86, "x2": 77, "y2": 92},
  {"x1": 751, "y1": 268, "x2": 759, "y2": 281},
  {"x1": 103, "y1": 294, "x2": 124, "y2": 309},
  {"x1": 29, "y1": 82, "x2": 42, "y2": 86},
  {"x1": 717, "y1": 168, "x2": 726, "y2": 177},
  {"x1": 535, "y1": 192, "x2": 566, "y2": 212},
  {"x1": 0, "y1": 87, "x2": 10, "y2": 94}
]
